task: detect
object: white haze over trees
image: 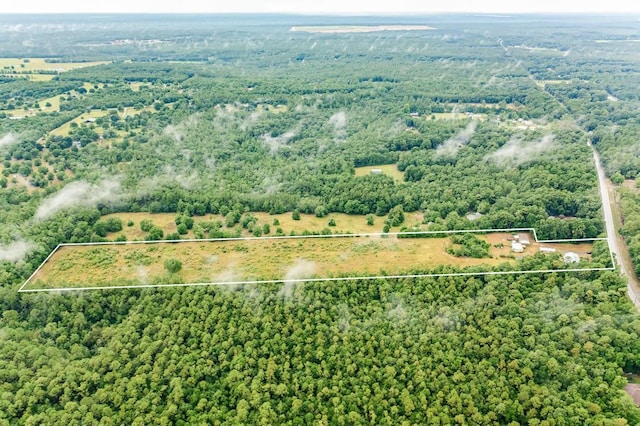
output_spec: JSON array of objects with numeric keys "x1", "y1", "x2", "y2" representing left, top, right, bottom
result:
[
  {"x1": 279, "y1": 259, "x2": 317, "y2": 298},
  {"x1": 35, "y1": 179, "x2": 122, "y2": 220},
  {"x1": 435, "y1": 121, "x2": 477, "y2": 157},
  {"x1": 486, "y1": 134, "x2": 556, "y2": 166},
  {"x1": 261, "y1": 130, "x2": 298, "y2": 154},
  {"x1": 0, "y1": 240, "x2": 36, "y2": 262},
  {"x1": 163, "y1": 125, "x2": 184, "y2": 143},
  {"x1": 0, "y1": 133, "x2": 18, "y2": 148},
  {"x1": 328, "y1": 111, "x2": 347, "y2": 140}
]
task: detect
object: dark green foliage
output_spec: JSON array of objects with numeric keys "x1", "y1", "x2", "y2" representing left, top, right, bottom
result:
[
  {"x1": 146, "y1": 226, "x2": 164, "y2": 241},
  {"x1": 387, "y1": 205, "x2": 405, "y2": 227},
  {"x1": 1, "y1": 271, "x2": 639, "y2": 424},
  {"x1": 104, "y1": 217, "x2": 123, "y2": 233},
  {"x1": 447, "y1": 233, "x2": 492, "y2": 258},
  {"x1": 612, "y1": 172, "x2": 625, "y2": 185},
  {"x1": 92, "y1": 221, "x2": 108, "y2": 237},
  {"x1": 314, "y1": 206, "x2": 328, "y2": 218},
  {"x1": 164, "y1": 258, "x2": 182, "y2": 273},
  {"x1": 140, "y1": 219, "x2": 153, "y2": 233},
  {"x1": 366, "y1": 214, "x2": 374, "y2": 226}
]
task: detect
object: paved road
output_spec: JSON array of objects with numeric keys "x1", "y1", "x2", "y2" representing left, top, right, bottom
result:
[{"x1": 590, "y1": 141, "x2": 640, "y2": 307}]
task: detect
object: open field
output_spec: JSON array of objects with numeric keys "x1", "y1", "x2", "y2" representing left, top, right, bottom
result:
[
  {"x1": 354, "y1": 164, "x2": 405, "y2": 182},
  {"x1": 1, "y1": 73, "x2": 56, "y2": 81},
  {"x1": 48, "y1": 104, "x2": 167, "y2": 139},
  {"x1": 0, "y1": 58, "x2": 109, "y2": 73},
  {"x1": 102, "y1": 211, "x2": 422, "y2": 240},
  {"x1": 430, "y1": 112, "x2": 481, "y2": 121},
  {"x1": 24, "y1": 231, "x2": 597, "y2": 291},
  {"x1": 0, "y1": 93, "x2": 64, "y2": 117},
  {"x1": 129, "y1": 82, "x2": 151, "y2": 92},
  {"x1": 290, "y1": 25, "x2": 435, "y2": 33},
  {"x1": 49, "y1": 110, "x2": 109, "y2": 136}
]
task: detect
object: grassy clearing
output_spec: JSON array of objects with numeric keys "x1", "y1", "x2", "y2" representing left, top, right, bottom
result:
[
  {"x1": 0, "y1": 58, "x2": 109, "y2": 73},
  {"x1": 354, "y1": 164, "x2": 405, "y2": 182},
  {"x1": 129, "y1": 82, "x2": 151, "y2": 91},
  {"x1": 427, "y1": 112, "x2": 488, "y2": 121},
  {"x1": 28, "y1": 234, "x2": 513, "y2": 290},
  {"x1": 27, "y1": 232, "x2": 595, "y2": 290},
  {"x1": 0, "y1": 93, "x2": 63, "y2": 117},
  {"x1": 48, "y1": 104, "x2": 164, "y2": 139},
  {"x1": 102, "y1": 211, "x2": 424, "y2": 241},
  {"x1": 82, "y1": 82, "x2": 105, "y2": 91},
  {"x1": 257, "y1": 104, "x2": 288, "y2": 114},
  {"x1": 49, "y1": 110, "x2": 109, "y2": 137},
  {"x1": 1, "y1": 73, "x2": 56, "y2": 81}
]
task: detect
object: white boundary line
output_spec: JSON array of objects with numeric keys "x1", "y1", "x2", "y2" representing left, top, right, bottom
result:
[
  {"x1": 18, "y1": 228, "x2": 614, "y2": 293},
  {"x1": 19, "y1": 267, "x2": 615, "y2": 293},
  {"x1": 18, "y1": 244, "x2": 61, "y2": 293}
]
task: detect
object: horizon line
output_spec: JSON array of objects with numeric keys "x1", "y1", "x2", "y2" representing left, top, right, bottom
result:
[{"x1": 1, "y1": 11, "x2": 640, "y2": 16}]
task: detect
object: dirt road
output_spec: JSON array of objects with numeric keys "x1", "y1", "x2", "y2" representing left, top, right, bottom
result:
[{"x1": 590, "y1": 141, "x2": 640, "y2": 308}]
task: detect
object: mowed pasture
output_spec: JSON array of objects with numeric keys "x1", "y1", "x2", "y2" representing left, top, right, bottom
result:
[{"x1": 28, "y1": 234, "x2": 517, "y2": 290}]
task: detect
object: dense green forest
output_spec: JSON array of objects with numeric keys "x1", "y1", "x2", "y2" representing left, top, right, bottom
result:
[
  {"x1": 2, "y1": 269, "x2": 640, "y2": 424},
  {"x1": 1, "y1": 13, "x2": 640, "y2": 424}
]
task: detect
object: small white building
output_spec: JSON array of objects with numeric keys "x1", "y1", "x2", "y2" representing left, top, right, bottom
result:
[
  {"x1": 370, "y1": 169, "x2": 383, "y2": 175},
  {"x1": 540, "y1": 247, "x2": 557, "y2": 254},
  {"x1": 563, "y1": 252, "x2": 580, "y2": 264},
  {"x1": 518, "y1": 234, "x2": 531, "y2": 246},
  {"x1": 511, "y1": 241, "x2": 524, "y2": 253}
]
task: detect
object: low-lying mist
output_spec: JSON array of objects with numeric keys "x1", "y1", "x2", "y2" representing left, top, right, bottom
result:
[{"x1": 34, "y1": 178, "x2": 123, "y2": 220}]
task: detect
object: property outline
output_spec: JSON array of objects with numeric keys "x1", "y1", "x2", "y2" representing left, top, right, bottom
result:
[{"x1": 18, "y1": 227, "x2": 615, "y2": 293}]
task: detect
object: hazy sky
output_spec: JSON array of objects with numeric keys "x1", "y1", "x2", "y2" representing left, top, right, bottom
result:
[{"x1": 4, "y1": 0, "x2": 640, "y2": 14}]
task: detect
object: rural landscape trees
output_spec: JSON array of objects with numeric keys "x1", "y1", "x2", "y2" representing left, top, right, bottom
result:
[{"x1": 1, "y1": 12, "x2": 640, "y2": 424}]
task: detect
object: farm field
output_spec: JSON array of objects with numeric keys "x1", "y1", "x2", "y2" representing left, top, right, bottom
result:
[{"x1": 26, "y1": 232, "x2": 595, "y2": 290}]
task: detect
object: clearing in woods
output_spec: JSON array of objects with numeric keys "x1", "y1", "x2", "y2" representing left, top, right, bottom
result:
[
  {"x1": 354, "y1": 164, "x2": 405, "y2": 182},
  {"x1": 0, "y1": 58, "x2": 109, "y2": 74},
  {"x1": 22, "y1": 231, "x2": 598, "y2": 292}
]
